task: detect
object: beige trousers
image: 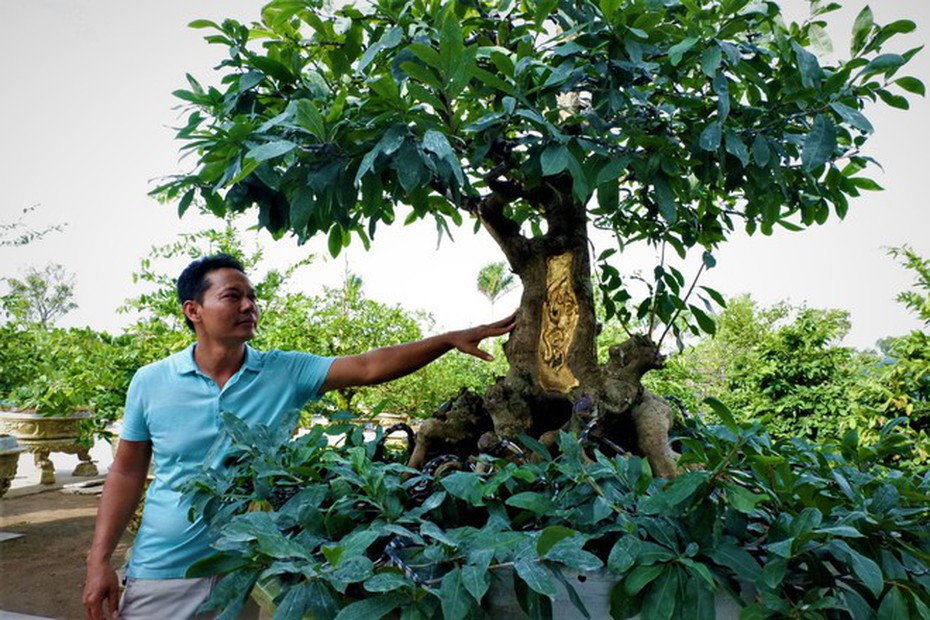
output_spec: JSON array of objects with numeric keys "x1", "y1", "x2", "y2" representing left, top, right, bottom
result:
[{"x1": 119, "y1": 576, "x2": 261, "y2": 619}]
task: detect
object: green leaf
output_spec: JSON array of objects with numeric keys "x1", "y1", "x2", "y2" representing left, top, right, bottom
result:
[
  {"x1": 714, "y1": 72, "x2": 730, "y2": 121},
  {"x1": 440, "y1": 569, "x2": 472, "y2": 620},
  {"x1": 328, "y1": 225, "x2": 344, "y2": 258},
  {"x1": 608, "y1": 536, "x2": 642, "y2": 574},
  {"x1": 801, "y1": 115, "x2": 837, "y2": 172},
  {"x1": 461, "y1": 564, "x2": 490, "y2": 603},
  {"x1": 851, "y1": 6, "x2": 874, "y2": 55},
  {"x1": 766, "y1": 538, "x2": 794, "y2": 559},
  {"x1": 724, "y1": 481, "x2": 766, "y2": 512},
  {"x1": 537, "y1": 526, "x2": 577, "y2": 555},
  {"x1": 189, "y1": 19, "x2": 220, "y2": 29},
  {"x1": 642, "y1": 568, "x2": 677, "y2": 620},
  {"x1": 334, "y1": 592, "x2": 406, "y2": 620},
  {"x1": 725, "y1": 132, "x2": 749, "y2": 167},
  {"x1": 400, "y1": 61, "x2": 443, "y2": 90},
  {"x1": 422, "y1": 130, "x2": 465, "y2": 185},
  {"x1": 610, "y1": 580, "x2": 643, "y2": 619},
  {"x1": 514, "y1": 559, "x2": 557, "y2": 598},
  {"x1": 407, "y1": 43, "x2": 441, "y2": 69},
  {"x1": 653, "y1": 177, "x2": 677, "y2": 224},
  {"x1": 877, "y1": 587, "x2": 908, "y2": 620},
  {"x1": 862, "y1": 53, "x2": 906, "y2": 77},
  {"x1": 544, "y1": 537, "x2": 604, "y2": 572},
  {"x1": 698, "y1": 286, "x2": 726, "y2": 307},
  {"x1": 877, "y1": 89, "x2": 910, "y2": 110},
  {"x1": 364, "y1": 572, "x2": 410, "y2": 593},
  {"x1": 707, "y1": 541, "x2": 762, "y2": 582},
  {"x1": 506, "y1": 491, "x2": 557, "y2": 515},
  {"x1": 357, "y1": 26, "x2": 403, "y2": 73},
  {"x1": 829, "y1": 540, "x2": 883, "y2": 597},
  {"x1": 668, "y1": 37, "x2": 698, "y2": 66},
  {"x1": 849, "y1": 176, "x2": 883, "y2": 191},
  {"x1": 751, "y1": 135, "x2": 771, "y2": 168},
  {"x1": 186, "y1": 552, "x2": 248, "y2": 578},
  {"x1": 541, "y1": 144, "x2": 570, "y2": 176},
  {"x1": 295, "y1": 100, "x2": 326, "y2": 139},
  {"x1": 177, "y1": 189, "x2": 196, "y2": 218},
  {"x1": 625, "y1": 564, "x2": 663, "y2": 596},
  {"x1": 895, "y1": 76, "x2": 926, "y2": 96},
  {"x1": 421, "y1": 521, "x2": 458, "y2": 547},
  {"x1": 704, "y1": 397, "x2": 738, "y2": 431},
  {"x1": 306, "y1": 582, "x2": 339, "y2": 619},
  {"x1": 792, "y1": 41, "x2": 823, "y2": 88},
  {"x1": 441, "y1": 471, "x2": 483, "y2": 504},
  {"x1": 699, "y1": 122, "x2": 722, "y2": 151},
  {"x1": 701, "y1": 46, "x2": 722, "y2": 77},
  {"x1": 273, "y1": 581, "x2": 313, "y2": 619},
  {"x1": 817, "y1": 526, "x2": 865, "y2": 538},
  {"x1": 596, "y1": 156, "x2": 631, "y2": 184},
  {"x1": 761, "y1": 557, "x2": 788, "y2": 590},
  {"x1": 809, "y1": 24, "x2": 833, "y2": 55},
  {"x1": 246, "y1": 140, "x2": 298, "y2": 163},
  {"x1": 830, "y1": 102, "x2": 874, "y2": 133},
  {"x1": 882, "y1": 19, "x2": 917, "y2": 36}
]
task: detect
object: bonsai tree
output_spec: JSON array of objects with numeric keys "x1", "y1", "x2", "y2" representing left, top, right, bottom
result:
[{"x1": 155, "y1": 0, "x2": 922, "y2": 475}]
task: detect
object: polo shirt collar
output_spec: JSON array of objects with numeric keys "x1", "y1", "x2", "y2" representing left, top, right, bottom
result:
[{"x1": 175, "y1": 343, "x2": 263, "y2": 375}]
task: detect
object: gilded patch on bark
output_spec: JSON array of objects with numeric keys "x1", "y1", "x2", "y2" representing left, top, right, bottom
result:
[{"x1": 538, "y1": 252, "x2": 580, "y2": 393}]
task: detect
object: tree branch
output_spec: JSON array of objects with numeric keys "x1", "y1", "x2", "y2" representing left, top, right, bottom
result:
[{"x1": 475, "y1": 187, "x2": 531, "y2": 271}]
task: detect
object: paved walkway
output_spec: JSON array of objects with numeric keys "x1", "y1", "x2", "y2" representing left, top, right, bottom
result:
[{"x1": 1, "y1": 441, "x2": 113, "y2": 619}]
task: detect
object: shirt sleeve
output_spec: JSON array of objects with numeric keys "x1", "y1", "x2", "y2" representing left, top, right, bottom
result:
[
  {"x1": 284, "y1": 351, "x2": 335, "y2": 406},
  {"x1": 120, "y1": 369, "x2": 151, "y2": 441}
]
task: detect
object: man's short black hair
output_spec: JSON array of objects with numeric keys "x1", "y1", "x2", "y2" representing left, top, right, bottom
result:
[{"x1": 176, "y1": 254, "x2": 246, "y2": 331}]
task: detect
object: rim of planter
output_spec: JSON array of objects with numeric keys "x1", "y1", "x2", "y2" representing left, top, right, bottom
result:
[{"x1": 0, "y1": 409, "x2": 93, "y2": 420}]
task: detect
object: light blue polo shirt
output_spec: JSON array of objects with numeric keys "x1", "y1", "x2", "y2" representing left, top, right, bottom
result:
[{"x1": 120, "y1": 344, "x2": 334, "y2": 579}]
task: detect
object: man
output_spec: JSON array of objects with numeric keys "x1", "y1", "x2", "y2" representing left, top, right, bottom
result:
[{"x1": 83, "y1": 254, "x2": 515, "y2": 619}]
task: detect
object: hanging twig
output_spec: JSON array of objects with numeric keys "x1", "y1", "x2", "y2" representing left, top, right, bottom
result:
[{"x1": 646, "y1": 240, "x2": 667, "y2": 338}]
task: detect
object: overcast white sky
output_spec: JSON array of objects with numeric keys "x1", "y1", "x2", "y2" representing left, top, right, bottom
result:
[{"x1": 1, "y1": 1, "x2": 928, "y2": 350}]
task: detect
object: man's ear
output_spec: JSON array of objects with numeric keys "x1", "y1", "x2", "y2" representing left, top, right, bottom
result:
[{"x1": 182, "y1": 300, "x2": 201, "y2": 326}]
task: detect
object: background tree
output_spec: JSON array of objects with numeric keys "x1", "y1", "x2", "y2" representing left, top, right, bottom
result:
[
  {"x1": 476, "y1": 260, "x2": 517, "y2": 316},
  {"x1": 0, "y1": 205, "x2": 64, "y2": 248},
  {"x1": 850, "y1": 246, "x2": 930, "y2": 459},
  {"x1": 1, "y1": 263, "x2": 78, "y2": 328},
  {"x1": 155, "y1": 0, "x2": 922, "y2": 471}
]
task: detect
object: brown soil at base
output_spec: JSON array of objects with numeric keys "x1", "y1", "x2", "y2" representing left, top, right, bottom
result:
[{"x1": 0, "y1": 490, "x2": 132, "y2": 619}]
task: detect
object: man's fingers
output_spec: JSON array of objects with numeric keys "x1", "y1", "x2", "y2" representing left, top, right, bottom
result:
[{"x1": 109, "y1": 585, "x2": 120, "y2": 619}]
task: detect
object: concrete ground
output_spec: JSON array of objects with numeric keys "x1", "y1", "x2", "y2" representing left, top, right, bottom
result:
[{"x1": 1, "y1": 439, "x2": 115, "y2": 620}]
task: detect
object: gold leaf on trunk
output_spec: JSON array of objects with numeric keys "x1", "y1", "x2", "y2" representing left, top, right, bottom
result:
[{"x1": 538, "y1": 252, "x2": 580, "y2": 393}]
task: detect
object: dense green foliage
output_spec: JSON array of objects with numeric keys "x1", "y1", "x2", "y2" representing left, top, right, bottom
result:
[
  {"x1": 154, "y1": 0, "x2": 922, "y2": 343},
  {"x1": 643, "y1": 247, "x2": 930, "y2": 466},
  {"x1": 0, "y1": 324, "x2": 145, "y2": 444},
  {"x1": 183, "y1": 406, "x2": 930, "y2": 619}
]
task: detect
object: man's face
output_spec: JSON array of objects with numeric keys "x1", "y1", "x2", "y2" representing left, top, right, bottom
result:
[{"x1": 184, "y1": 268, "x2": 260, "y2": 342}]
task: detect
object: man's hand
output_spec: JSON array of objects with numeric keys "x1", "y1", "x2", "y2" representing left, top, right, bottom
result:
[
  {"x1": 447, "y1": 313, "x2": 517, "y2": 361},
  {"x1": 83, "y1": 558, "x2": 120, "y2": 620},
  {"x1": 322, "y1": 312, "x2": 517, "y2": 392}
]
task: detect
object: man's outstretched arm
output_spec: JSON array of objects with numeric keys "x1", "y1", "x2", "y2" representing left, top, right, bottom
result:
[{"x1": 321, "y1": 314, "x2": 516, "y2": 393}]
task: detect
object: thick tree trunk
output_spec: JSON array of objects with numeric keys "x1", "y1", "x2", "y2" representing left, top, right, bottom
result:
[{"x1": 407, "y1": 189, "x2": 681, "y2": 478}]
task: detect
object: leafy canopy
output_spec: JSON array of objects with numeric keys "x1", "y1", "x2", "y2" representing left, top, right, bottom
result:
[{"x1": 155, "y1": 0, "x2": 922, "y2": 324}]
